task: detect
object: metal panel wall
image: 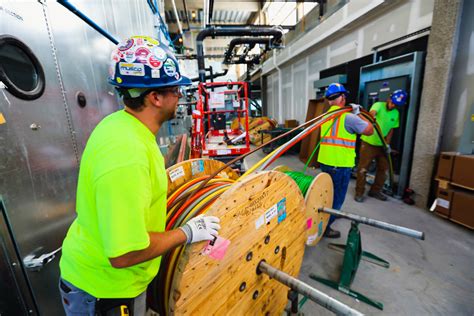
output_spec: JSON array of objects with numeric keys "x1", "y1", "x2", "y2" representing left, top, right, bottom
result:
[
  {"x1": 0, "y1": 1, "x2": 78, "y2": 314},
  {"x1": 47, "y1": 0, "x2": 157, "y2": 155},
  {"x1": 0, "y1": 0, "x2": 160, "y2": 313}
]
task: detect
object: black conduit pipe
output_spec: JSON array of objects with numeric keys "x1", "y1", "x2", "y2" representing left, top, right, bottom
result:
[
  {"x1": 191, "y1": 69, "x2": 228, "y2": 82},
  {"x1": 57, "y1": 0, "x2": 119, "y2": 44},
  {"x1": 196, "y1": 26, "x2": 284, "y2": 82},
  {"x1": 223, "y1": 38, "x2": 273, "y2": 64}
]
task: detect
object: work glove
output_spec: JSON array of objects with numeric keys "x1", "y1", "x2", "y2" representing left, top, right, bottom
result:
[
  {"x1": 385, "y1": 145, "x2": 392, "y2": 155},
  {"x1": 349, "y1": 103, "x2": 361, "y2": 115},
  {"x1": 179, "y1": 214, "x2": 221, "y2": 244}
]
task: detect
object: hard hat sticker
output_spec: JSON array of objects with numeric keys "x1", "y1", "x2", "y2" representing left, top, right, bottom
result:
[
  {"x1": 118, "y1": 38, "x2": 134, "y2": 51},
  {"x1": 135, "y1": 47, "x2": 151, "y2": 64},
  {"x1": 124, "y1": 50, "x2": 136, "y2": 63},
  {"x1": 153, "y1": 47, "x2": 167, "y2": 61},
  {"x1": 148, "y1": 55, "x2": 163, "y2": 68},
  {"x1": 151, "y1": 69, "x2": 161, "y2": 78},
  {"x1": 164, "y1": 59, "x2": 177, "y2": 77},
  {"x1": 119, "y1": 62, "x2": 145, "y2": 76}
]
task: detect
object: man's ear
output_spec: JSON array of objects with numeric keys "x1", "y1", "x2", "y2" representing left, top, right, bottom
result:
[{"x1": 145, "y1": 91, "x2": 163, "y2": 109}]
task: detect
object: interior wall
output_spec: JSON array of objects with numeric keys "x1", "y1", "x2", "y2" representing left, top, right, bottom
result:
[{"x1": 263, "y1": 0, "x2": 434, "y2": 123}]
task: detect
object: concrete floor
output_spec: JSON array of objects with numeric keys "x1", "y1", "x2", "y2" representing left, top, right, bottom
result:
[{"x1": 244, "y1": 151, "x2": 474, "y2": 316}]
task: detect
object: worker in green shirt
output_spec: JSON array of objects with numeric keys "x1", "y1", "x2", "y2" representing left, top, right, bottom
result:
[
  {"x1": 59, "y1": 36, "x2": 221, "y2": 315},
  {"x1": 354, "y1": 90, "x2": 408, "y2": 202}
]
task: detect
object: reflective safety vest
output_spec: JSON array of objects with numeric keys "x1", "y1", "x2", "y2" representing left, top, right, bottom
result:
[{"x1": 317, "y1": 105, "x2": 357, "y2": 168}]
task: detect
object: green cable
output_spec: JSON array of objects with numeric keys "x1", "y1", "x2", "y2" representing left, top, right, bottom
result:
[{"x1": 284, "y1": 171, "x2": 315, "y2": 196}]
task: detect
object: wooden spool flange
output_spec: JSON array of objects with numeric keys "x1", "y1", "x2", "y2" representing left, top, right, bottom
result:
[
  {"x1": 169, "y1": 171, "x2": 306, "y2": 315},
  {"x1": 304, "y1": 172, "x2": 333, "y2": 246},
  {"x1": 166, "y1": 158, "x2": 240, "y2": 196},
  {"x1": 272, "y1": 165, "x2": 292, "y2": 173}
]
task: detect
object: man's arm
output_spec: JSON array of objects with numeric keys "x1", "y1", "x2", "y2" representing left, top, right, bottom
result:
[
  {"x1": 345, "y1": 113, "x2": 373, "y2": 136},
  {"x1": 109, "y1": 214, "x2": 220, "y2": 268},
  {"x1": 110, "y1": 229, "x2": 186, "y2": 268},
  {"x1": 359, "y1": 115, "x2": 374, "y2": 136},
  {"x1": 385, "y1": 129, "x2": 394, "y2": 144}
]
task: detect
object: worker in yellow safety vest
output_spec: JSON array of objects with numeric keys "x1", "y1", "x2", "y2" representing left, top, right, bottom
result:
[{"x1": 318, "y1": 83, "x2": 374, "y2": 238}]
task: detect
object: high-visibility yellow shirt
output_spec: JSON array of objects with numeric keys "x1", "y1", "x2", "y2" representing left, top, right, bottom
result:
[
  {"x1": 317, "y1": 105, "x2": 357, "y2": 168},
  {"x1": 361, "y1": 102, "x2": 399, "y2": 146},
  {"x1": 60, "y1": 110, "x2": 167, "y2": 298}
]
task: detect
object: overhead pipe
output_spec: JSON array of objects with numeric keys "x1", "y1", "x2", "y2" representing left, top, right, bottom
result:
[
  {"x1": 57, "y1": 0, "x2": 119, "y2": 44},
  {"x1": 223, "y1": 38, "x2": 272, "y2": 64},
  {"x1": 196, "y1": 26, "x2": 284, "y2": 82},
  {"x1": 191, "y1": 69, "x2": 228, "y2": 82}
]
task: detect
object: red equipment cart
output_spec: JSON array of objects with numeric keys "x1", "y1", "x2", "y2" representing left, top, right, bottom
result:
[{"x1": 191, "y1": 81, "x2": 251, "y2": 162}]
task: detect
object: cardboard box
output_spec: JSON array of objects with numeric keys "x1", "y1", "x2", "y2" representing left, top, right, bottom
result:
[
  {"x1": 450, "y1": 190, "x2": 474, "y2": 229},
  {"x1": 436, "y1": 152, "x2": 457, "y2": 181},
  {"x1": 451, "y1": 154, "x2": 474, "y2": 190},
  {"x1": 299, "y1": 99, "x2": 329, "y2": 167},
  {"x1": 284, "y1": 119, "x2": 299, "y2": 128},
  {"x1": 435, "y1": 188, "x2": 453, "y2": 218}
]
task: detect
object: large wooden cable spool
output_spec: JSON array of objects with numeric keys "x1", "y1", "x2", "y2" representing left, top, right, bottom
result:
[
  {"x1": 149, "y1": 159, "x2": 335, "y2": 315},
  {"x1": 272, "y1": 166, "x2": 333, "y2": 247},
  {"x1": 166, "y1": 158, "x2": 240, "y2": 195},
  {"x1": 149, "y1": 159, "x2": 239, "y2": 314},
  {"x1": 304, "y1": 173, "x2": 333, "y2": 246},
  {"x1": 169, "y1": 171, "x2": 306, "y2": 315}
]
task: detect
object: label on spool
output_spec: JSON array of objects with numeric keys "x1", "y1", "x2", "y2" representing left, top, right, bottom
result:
[
  {"x1": 306, "y1": 233, "x2": 318, "y2": 245},
  {"x1": 191, "y1": 160, "x2": 204, "y2": 175},
  {"x1": 277, "y1": 198, "x2": 287, "y2": 223},
  {"x1": 169, "y1": 166, "x2": 185, "y2": 182}
]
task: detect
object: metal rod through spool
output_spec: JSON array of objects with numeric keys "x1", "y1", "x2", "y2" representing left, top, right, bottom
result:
[
  {"x1": 258, "y1": 261, "x2": 364, "y2": 316},
  {"x1": 320, "y1": 207, "x2": 425, "y2": 240}
]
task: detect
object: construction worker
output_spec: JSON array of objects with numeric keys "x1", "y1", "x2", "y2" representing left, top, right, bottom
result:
[
  {"x1": 59, "y1": 36, "x2": 220, "y2": 315},
  {"x1": 355, "y1": 90, "x2": 408, "y2": 202},
  {"x1": 318, "y1": 83, "x2": 374, "y2": 238}
]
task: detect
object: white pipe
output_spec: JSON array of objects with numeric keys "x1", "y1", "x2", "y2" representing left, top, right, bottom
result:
[
  {"x1": 273, "y1": 53, "x2": 283, "y2": 124},
  {"x1": 171, "y1": 0, "x2": 183, "y2": 36}
]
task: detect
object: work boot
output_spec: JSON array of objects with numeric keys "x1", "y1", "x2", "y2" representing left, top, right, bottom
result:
[
  {"x1": 323, "y1": 228, "x2": 341, "y2": 239},
  {"x1": 354, "y1": 195, "x2": 364, "y2": 203},
  {"x1": 368, "y1": 191, "x2": 388, "y2": 201}
]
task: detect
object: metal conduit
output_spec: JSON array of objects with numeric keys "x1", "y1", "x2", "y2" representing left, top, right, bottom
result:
[
  {"x1": 196, "y1": 26, "x2": 284, "y2": 82},
  {"x1": 320, "y1": 207, "x2": 425, "y2": 240},
  {"x1": 258, "y1": 261, "x2": 364, "y2": 316},
  {"x1": 57, "y1": 0, "x2": 119, "y2": 44},
  {"x1": 223, "y1": 38, "x2": 273, "y2": 64}
]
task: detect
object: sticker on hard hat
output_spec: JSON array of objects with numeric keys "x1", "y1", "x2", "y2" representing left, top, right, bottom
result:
[
  {"x1": 153, "y1": 47, "x2": 167, "y2": 61},
  {"x1": 135, "y1": 47, "x2": 151, "y2": 64},
  {"x1": 119, "y1": 62, "x2": 145, "y2": 76},
  {"x1": 118, "y1": 38, "x2": 134, "y2": 51},
  {"x1": 164, "y1": 59, "x2": 177, "y2": 77},
  {"x1": 151, "y1": 69, "x2": 161, "y2": 78},
  {"x1": 124, "y1": 51, "x2": 136, "y2": 63},
  {"x1": 148, "y1": 55, "x2": 163, "y2": 68}
]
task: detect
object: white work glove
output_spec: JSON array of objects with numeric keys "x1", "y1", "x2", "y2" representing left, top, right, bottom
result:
[
  {"x1": 179, "y1": 214, "x2": 221, "y2": 244},
  {"x1": 349, "y1": 103, "x2": 361, "y2": 115},
  {"x1": 385, "y1": 145, "x2": 392, "y2": 155}
]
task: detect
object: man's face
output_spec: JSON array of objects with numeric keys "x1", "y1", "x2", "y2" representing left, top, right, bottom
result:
[
  {"x1": 159, "y1": 86, "x2": 182, "y2": 122},
  {"x1": 387, "y1": 100, "x2": 396, "y2": 110}
]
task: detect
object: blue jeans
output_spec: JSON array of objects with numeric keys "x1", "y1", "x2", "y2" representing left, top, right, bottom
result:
[
  {"x1": 59, "y1": 278, "x2": 146, "y2": 315},
  {"x1": 320, "y1": 163, "x2": 352, "y2": 230}
]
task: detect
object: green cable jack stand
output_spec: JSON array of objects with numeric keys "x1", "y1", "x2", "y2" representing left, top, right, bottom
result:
[{"x1": 309, "y1": 221, "x2": 390, "y2": 310}]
